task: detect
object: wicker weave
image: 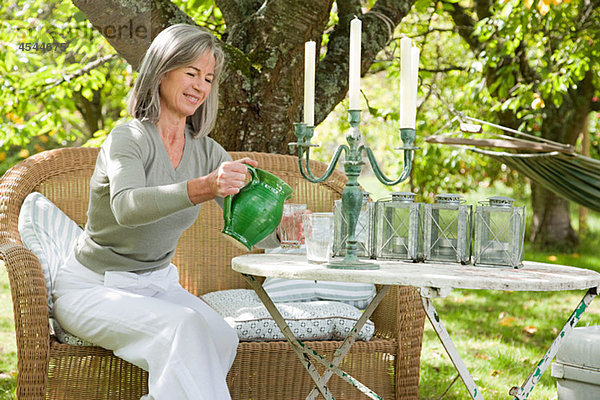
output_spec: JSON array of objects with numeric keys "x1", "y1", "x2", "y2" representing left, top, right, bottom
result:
[{"x1": 0, "y1": 147, "x2": 426, "y2": 400}]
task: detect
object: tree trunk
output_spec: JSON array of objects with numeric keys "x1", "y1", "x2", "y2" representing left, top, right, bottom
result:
[
  {"x1": 73, "y1": 0, "x2": 416, "y2": 153},
  {"x1": 578, "y1": 117, "x2": 590, "y2": 236},
  {"x1": 528, "y1": 72, "x2": 595, "y2": 249},
  {"x1": 529, "y1": 181, "x2": 578, "y2": 248}
]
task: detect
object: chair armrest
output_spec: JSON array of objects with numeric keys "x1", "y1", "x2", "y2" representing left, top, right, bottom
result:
[
  {"x1": 371, "y1": 285, "x2": 423, "y2": 339},
  {"x1": 371, "y1": 285, "x2": 425, "y2": 400},
  {"x1": 0, "y1": 241, "x2": 50, "y2": 399}
]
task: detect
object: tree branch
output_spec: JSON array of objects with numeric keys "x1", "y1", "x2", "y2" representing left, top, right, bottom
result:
[
  {"x1": 34, "y1": 54, "x2": 117, "y2": 95},
  {"x1": 444, "y1": 0, "x2": 479, "y2": 51},
  {"x1": 421, "y1": 66, "x2": 467, "y2": 73},
  {"x1": 411, "y1": 28, "x2": 456, "y2": 37},
  {"x1": 72, "y1": 0, "x2": 195, "y2": 69}
]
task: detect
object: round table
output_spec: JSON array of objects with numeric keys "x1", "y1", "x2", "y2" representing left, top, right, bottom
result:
[{"x1": 233, "y1": 254, "x2": 600, "y2": 400}]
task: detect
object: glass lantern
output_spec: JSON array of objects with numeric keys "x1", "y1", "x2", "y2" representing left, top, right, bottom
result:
[
  {"x1": 374, "y1": 192, "x2": 421, "y2": 261},
  {"x1": 422, "y1": 193, "x2": 472, "y2": 264},
  {"x1": 333, "y1": 192, "x2": 374, "y2": 258},
  {"x1": 473, "y1": 196, "x2": 526, "y2": 268}
]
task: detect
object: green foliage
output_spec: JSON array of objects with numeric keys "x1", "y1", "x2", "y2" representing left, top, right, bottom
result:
[
  {"x1": 0, "y1": 0, "x2": 231, "y2": 176},
  {"x1": 173, "y1": 0, "x2": 225, "y2": 35},
  {"x1": 0, "y1": 0, "x2": 134, "y2": 174},
  {"x1": 471, "y1": 0, "x2": 599, "y2": 132},
  {"x1": 1, "y1": 0, "x2": 598, "y2": 208}
]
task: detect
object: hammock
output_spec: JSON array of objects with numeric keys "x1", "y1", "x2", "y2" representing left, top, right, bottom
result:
[
  {"x1": 423, "y1": 108, "x2": 600, "y2": 213},
  {"x1": 468, "y1": 149, "x2": 600, "y2": 213}
]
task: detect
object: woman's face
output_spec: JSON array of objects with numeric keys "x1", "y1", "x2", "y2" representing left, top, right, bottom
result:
[{"x1": 159, "y1": 51, "x2": 216, "y2": 122}]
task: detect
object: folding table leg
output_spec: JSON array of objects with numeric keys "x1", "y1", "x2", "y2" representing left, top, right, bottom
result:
[
  {"x1": 242, "y1": 274, "x2": 335, "y2": 400},
  {"x1": 509, "y1": 286, "x2": 599, "y2": 400},
  {"x1": 242, "y1": 274, "x2": 387, "y2": 400},
  {"x1": 421, "y1": 295, "x2": 486, "y2": 400},
  {"x1": 306, "y1": 285, "x2": 391, "y2": 400}
]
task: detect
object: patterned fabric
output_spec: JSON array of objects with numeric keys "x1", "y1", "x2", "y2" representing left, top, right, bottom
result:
[
  {"x1": 17, "y1": 193, "x2": 93, "y2": 346},
  {"x1": 18, "y1": 192, "x2": 83, "y2": 313},
  {"x1": 262, "y1": 277, "x2": 377, "y2": 310},
  {"x1": 50, "y1": 318, "x2": 94, "y2": 346},
  {"x1": 202, "y1": 289, "x2": 374, "y2": 341}
]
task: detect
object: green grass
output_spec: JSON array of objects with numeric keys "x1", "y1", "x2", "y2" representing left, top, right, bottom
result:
[
  {"x1": 418, "y1": 229, "x2": 600, "y2": 400},
  {"x1": 418, "y1": 287, "x2": 600, "y2": 399}
]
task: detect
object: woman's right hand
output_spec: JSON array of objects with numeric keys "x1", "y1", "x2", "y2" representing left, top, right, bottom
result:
[
  {"x1": 187, "y1": 158, "x2": 258, "y2": 204},
  {"x1": 209, "y1": 157, "x2": 258, "y2": 198}
]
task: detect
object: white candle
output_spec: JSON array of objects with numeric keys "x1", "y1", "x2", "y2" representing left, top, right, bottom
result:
[
  {"x1": 304, "y1": 41, "x2": 316, "y2": 126},
  {"x1": 409, "y1": 46, "x2": 420, "y2": 129},
  {"x1": 399, "y1": 37, "x2": 413, "y2": 128},
  {"x1": 348, "y1": 17, "x2": 361, "y2": 110}
]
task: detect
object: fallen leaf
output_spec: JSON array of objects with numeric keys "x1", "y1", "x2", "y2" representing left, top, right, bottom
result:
[
  {"x1": 475, "y1": 353, "x2": 491, "y2": 360},
  {"x1": 523, "y1": 325, "x2": 538, "y2": 335},
  {"x1": 490, "y1": 369, "x2": 502, "y2": 377},
  {"x1": 547, "y1": 255, "x2": 558, "y2": 261},
  {"x1": 499, "y1": 316, "x2": 517, "y2": 327}
]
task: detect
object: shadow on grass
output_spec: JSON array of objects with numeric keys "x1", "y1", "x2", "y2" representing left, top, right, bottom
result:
[{"x1": 432, "y1": 289, "x2": 598, "y2": 347}]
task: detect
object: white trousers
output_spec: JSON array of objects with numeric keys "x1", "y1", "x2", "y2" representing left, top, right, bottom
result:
[{"x1": 53, "y1": 253, "x2": 239, "y2": 400}]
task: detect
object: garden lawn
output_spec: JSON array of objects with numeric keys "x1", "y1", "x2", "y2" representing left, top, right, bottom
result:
[{"x1": 418, "y1": 217, "x2": 600, "y2": 399}]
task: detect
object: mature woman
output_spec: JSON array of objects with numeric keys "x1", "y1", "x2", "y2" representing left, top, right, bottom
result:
[{"x1": 52, "y1": 24, "x2": 275, "y2": 400}]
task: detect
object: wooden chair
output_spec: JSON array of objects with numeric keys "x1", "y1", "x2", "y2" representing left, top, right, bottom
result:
[{"x1": 0, "y1": 147, "x2": 426, "y2": 399}]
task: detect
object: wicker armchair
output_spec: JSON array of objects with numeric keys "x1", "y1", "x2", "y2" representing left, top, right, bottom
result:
[{"x1": 0, "y1": 147, "x2": 425, "y2": 400}]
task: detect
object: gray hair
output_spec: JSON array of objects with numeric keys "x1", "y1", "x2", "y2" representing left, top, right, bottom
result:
[{"x1": 128, "y1": 24, "x2": 225, "y2": 138}]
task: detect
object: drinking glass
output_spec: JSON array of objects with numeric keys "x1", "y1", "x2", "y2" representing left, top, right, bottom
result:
[
  {"x1": 279, "y1": 203, "x2": 307, "y2": 248},
  {"x1": 303, "y1": 212, "x2": 334, "y2": 264}
]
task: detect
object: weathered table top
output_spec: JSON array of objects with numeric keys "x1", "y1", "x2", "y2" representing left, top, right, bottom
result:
[{"x1": 232, "y1": 254, "x2": 600, "y2": 292}]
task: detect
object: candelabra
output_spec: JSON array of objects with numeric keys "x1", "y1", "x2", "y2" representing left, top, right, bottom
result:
[{"x1": 290, "y1": 109, "x2": 418, "y2": 269}]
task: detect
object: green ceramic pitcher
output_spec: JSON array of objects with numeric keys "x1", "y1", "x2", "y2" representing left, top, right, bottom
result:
[{"x1": 222, "y1": 165, "x2": 293, "y2": 251}]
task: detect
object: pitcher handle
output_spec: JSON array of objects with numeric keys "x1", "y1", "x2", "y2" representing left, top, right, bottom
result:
[
  {"x1": 223, "y1": 194, "x2": 233, "y2": 227},
  {"x1": 245, "y1": 165, "x2": 258, "y2": 185},
  {"x1": 223, "y1": 164, "x2": 259, "y2": 226}
]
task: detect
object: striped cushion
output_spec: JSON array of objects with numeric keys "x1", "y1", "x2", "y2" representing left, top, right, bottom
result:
[
  {"x1": 262, "y1": 277, "x2": 376, "y2": 310},
  {"x1": 18, "y1": 192, "x2": 83, "y2": 313}
]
